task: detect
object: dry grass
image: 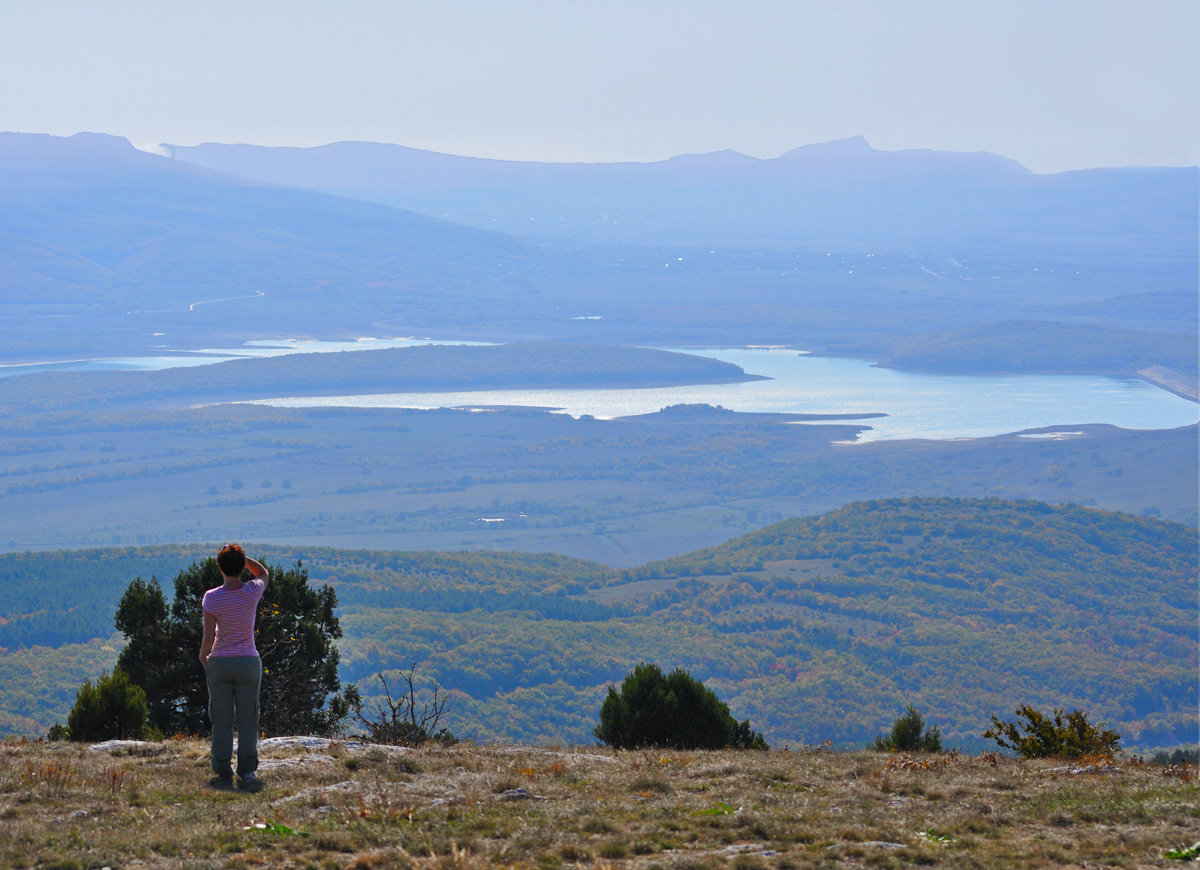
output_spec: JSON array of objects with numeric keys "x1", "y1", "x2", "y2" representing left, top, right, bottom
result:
[{"x1": 0, "y1": 738, "x2": 1196, "y2": 869}]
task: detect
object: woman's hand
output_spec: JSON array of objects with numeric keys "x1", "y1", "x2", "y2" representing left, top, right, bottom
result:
[{"x1": 245, "y1": 557, "x2": 270, "y2": 588}]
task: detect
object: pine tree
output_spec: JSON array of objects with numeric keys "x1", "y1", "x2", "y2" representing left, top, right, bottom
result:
[
  {"x1": 870, "y1": 706, "x2": 943, "y2": 752},
  {"x1": 594, "y1": 663, "x2": 767, "y2": 750},
  {"x1": 114, "y1": 559, "x2": 352, "y2": 736}
]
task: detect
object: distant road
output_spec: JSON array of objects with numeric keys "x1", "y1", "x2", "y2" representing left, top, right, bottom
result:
[
  {"x1": 1138, "y1": 365, "x2": 1199, "y2": 403},
  {"x1": 189, "y1": 290, "x2": 266, "y2": 311}
]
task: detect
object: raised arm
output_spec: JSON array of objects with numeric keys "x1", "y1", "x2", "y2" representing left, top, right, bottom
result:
[{"x1": 245, "y1": 557, "x2": 270, "y2": 591}]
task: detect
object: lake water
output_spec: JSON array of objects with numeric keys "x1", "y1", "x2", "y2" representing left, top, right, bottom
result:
[
  {"x1": 2, "y1": 341, "x2": 1194, "y2": 443},
  {"x1": 0, "y1": 337, "x2": 487, "y2": 378},
  {"x1": 248, "y1": 346, "x2": 1199, "y2": 443}
]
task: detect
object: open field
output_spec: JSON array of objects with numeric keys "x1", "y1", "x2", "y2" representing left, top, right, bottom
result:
[
  {"x1": 1, "y1": 737, "x2": 1196, "y2": 869},
  {"x1": 0, "y1": 403, "x2": 1195, "y2": 564}
]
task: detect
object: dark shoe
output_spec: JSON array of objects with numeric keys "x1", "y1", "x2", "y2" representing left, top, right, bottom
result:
[
  {"x1": 209, "y1": 775, "x2": 234, "y2": 791},
  {"x1": 238, "y1": 772, "x2": 263, "y2": 793}
]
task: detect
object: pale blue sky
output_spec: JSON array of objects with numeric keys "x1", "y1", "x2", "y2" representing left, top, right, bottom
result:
[{"x1": 1, "y1": 0, "x2": 1195, "y2": 172}]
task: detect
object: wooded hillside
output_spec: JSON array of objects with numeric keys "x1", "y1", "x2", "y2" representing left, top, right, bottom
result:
[{"x1": 1, "y1": 498, "x2": 1194, "y2": 750}]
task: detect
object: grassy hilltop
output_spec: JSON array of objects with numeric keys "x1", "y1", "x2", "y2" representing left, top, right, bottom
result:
[{"x1": 1, "y1": 738, "x2": 1197, "y2": 869}]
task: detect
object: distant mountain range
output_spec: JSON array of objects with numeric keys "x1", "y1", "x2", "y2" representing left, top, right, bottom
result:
[
  {"x1": 163, "y1": 136, "x2": 1032, "y2": 197},
  {"x1": 0, "y1": 132, "x2": 536, "y2": 359},
  {"x1": 164, "y1": 136, "x2": 1198, "y2": 255},
  {"x1": 1, "y1": 132, "x2": 1195, "y2": 368}
]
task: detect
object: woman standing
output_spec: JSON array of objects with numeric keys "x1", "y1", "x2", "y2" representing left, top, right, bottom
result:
[{"x1": 199, "y1": 543, "x2": 269, "y2": 791}]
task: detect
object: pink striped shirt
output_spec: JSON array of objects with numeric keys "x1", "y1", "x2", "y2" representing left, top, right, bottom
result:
[{"x1": 202, "y1": 579, "x2": 266, "y2": 658}]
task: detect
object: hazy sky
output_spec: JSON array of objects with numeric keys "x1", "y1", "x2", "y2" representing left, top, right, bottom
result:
[{"x1": 2, "y1": 0, "x2": 1196, "y2": 173}]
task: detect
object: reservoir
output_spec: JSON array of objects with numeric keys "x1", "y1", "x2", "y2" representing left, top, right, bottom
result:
[
  {"x1": 250, "y1": 346, "x2": 1198, "y2": 443},
  {"x1": 0, "y1": 337, "x2": 486, "y2": 377},
  {"x1": 2, "y1": 341, "x2": 1194, "y2": 443}
]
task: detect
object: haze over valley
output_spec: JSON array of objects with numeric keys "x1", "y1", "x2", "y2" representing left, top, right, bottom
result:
[
  {"x1": 5, "y1": 11, "x2": 1200, "y2": 870},
  {"x1": 4, "y1": 132, "x2": 1196, "y2": 374},
  {"x1": 1, "y1": 121, "x2": 1196, "y2": 755}
]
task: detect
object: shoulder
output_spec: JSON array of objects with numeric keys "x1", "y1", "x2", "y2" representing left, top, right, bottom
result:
[{"x1": 202, "y1": 587, "x2": 221, "y2": 611}]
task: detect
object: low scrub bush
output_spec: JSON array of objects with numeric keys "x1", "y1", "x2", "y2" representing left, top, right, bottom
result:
[
  {"x1": 983, "y1": 704, "x2": 1120, "y2": 758},
  {"x1": 65, "y1": 668, "x2": 149, "y2": 742},
  {"x1": 1150, "y1": 748, "x2": 1198, "y2": 766}
]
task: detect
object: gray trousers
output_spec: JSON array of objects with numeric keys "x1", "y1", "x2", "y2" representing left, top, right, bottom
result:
[{"x1": 205, "y1": 655, "x2": 261, "y2": 777}]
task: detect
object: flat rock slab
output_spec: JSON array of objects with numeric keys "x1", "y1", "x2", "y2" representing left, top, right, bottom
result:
[
  {"x1": 261, "y1": 737, "x2": 335, "y2": 750},
  {"x1": 495, "y1": 788, "x2": 545, "y2": 801},
  {"x1": 1042, "y1": 764, "x2": 1119, "y2": 775},
  {"x1": 259, "y1": 755, "x2": 335, "y2": 771},
  {"x1": 492, "y1": 747, "x2": 616, "y2": 764},
  {"x1": 87, "y1": 737, "x2": 414, "y2": 758},
  {"x1": 279, "y1": 780, "x2": 363, "y2": 804},
  {"x1": 827, "y1": 841, "x2": 906, "y2": 850},
  {"x1": 260, "y1": 736, "x2": 411, "y2": 753}
]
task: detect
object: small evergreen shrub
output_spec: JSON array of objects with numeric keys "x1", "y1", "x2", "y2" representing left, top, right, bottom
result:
[
  {"x1": 66, "y1": 669, "x2": 149, "y2": 742},
  {"x1": 983, "y1": 704, "x2": 1120, "y2": 758},
  {"x1": 870, "y1": 706, "x2": 943, "y2": 752},
  {"x1": 594, "y1": 663, "x2": 767, "y2": 750},
  {"x1": 1150, "y1": 748, "x2": 1198, "y2": 766}
]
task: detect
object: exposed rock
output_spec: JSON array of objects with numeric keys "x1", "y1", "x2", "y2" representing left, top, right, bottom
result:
[
  {"x1": 1042, "y1": 764, "x2": 1119, "y2": 776},
  {"x1": 495, "y1": 788, "x2": 545, "y2": 801},
  {"x1": 259, "y1": 755, "x2": 335, "y2": 771},
  {"x1": 260, "y1": 736, "x2": 412, "y2": 754},
  {"x1": 278, "y1": 780, "x2": 361, "y2": 804},
  {"x1": 492, "y1": 747, "x2": 616, "y2": 764},
  {"x1": 88, "y1": 740, "x2": 151, "y2": 752}
]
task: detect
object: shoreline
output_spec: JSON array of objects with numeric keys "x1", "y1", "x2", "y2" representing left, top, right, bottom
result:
[
  {"x1": 1137, "y1": 365, "x2": 1200, "y2": 403},
  {"x1": 165, "y1": 374, "x2": 768, "y2": 411},
  {"x1": 4, "y1": 339, "x2": 1196, "y2": 400}
]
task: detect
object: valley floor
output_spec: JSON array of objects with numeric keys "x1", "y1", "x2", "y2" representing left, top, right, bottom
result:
[
  {"x1": 1, "y1": 737, "x2": 1195, "y2": 869},
  {"x1": 1, "y1": 403, "x2": 1194, "y2": 566}
]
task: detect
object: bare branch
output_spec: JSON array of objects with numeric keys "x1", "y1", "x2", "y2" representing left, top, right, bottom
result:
[{"x1": 349, "y1": 664, "x2": 454, "y2": 747}]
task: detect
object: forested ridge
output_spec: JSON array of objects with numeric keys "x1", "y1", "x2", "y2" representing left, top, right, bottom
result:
[
  {"x1": 0, "y1": 498, "x2": 1194, "y2": 749},
  {"x1": 842, "y1": 320, "x2": 1198, "y2": 377},
  {"x1": 0, "y1": 545, "x2": 610, "y2": 651}
]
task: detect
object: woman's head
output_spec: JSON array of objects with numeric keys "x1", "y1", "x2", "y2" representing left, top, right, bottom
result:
[{"x1": 217, "y1": 543, "x2": 247, "y2": 578}]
